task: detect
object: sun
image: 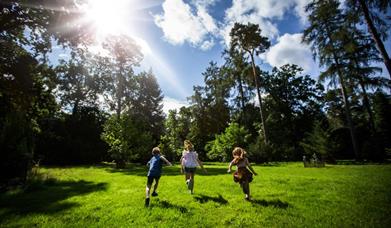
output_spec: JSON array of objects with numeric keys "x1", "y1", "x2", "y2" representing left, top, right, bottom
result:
[
  {"x1": 84, "y1": 0, "x2": 130, "y2": 36},
  {"x1": 79, "y1": 0, "x2": 155, "y2": 57}
]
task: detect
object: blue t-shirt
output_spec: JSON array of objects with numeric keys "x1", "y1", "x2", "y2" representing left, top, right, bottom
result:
[{"x1": 147, "y1": 155, "x2": 163, "y2": 177}]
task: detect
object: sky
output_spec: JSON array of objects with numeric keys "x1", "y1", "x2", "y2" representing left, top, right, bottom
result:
[{"x1": 51, "y1": 0, "x2": 390, "y2": 113}]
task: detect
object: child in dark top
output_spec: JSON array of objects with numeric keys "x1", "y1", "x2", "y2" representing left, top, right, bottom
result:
[
  {"x1": 227, "y1": 147, "x2": 257, "y2": 201},
  {"x1": 145, "y1": 147, "x2": 172, "y2": 207}
]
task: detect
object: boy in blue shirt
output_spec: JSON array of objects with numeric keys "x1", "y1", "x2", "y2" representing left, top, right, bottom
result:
[{"x1": 145, "y1": 147, "x2": 172, "y2": 207}]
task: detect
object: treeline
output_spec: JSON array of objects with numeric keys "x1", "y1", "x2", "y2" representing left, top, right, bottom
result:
[{"x1": 1, "y1": 0, "x2": 391, "y2": 185}]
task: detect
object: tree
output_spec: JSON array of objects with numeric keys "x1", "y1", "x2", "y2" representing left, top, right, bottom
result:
[
  {"x1": 340, "y1": 10, "x2": 388, "y2": 134},
  {"x1": 229, "y1": 22, "x2": 271, "y2": 144},
  {"x1": 372, "y1": 91, "x2": 391, "y2": 159},
  {"x1": 130, "y1": 70, "x2": 165, "y2": 144},
  {"x1": 262, "y1": 64, "x2": 324, "y2": 160},
  {"x1": 0, "y1": 0, "x2": 97, "y2": 183},
  {"x1": 303, "y1": 0, "x2": 360, "y2": 159},
  {"x1": 206, "y1": 123, "x2": 250, "y2": 161},
  {"x1": 101, "y1": 35, "x2": 143, "y2": 119},
  {"x1": 55, "y1": 49, "x2": 104, "y2": 115},
  {"x1": 222, "y1": 49, "x2": 253, "y2": 113},
  {"x1": 300, "y1": 121, "x2": 336, "y2": 162},
  {"x1": 346, "y1": 0, "x2": 391, "y2": 78},
  {"x1": 160, "y1": 110, "x2": 182, "y2": 160},
  {"x1": 202, "y1": 62, "x2": 231, "y2": 135},
  {"x1": 0, "y1": 44, "x2": 57, "y2": 182},
  {"x1": 101, "y1": 115, "x2": 153, "y2": 168}
]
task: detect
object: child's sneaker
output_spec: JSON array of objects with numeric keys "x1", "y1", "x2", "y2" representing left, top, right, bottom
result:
[
  {"x1": 145, "y1": 198, "x2": 150, "y2": 207},
  {"x1": 186, "y1": 179, "x2": 190, "y2": 188},
  {"x1": 151, "y1": 192, "x2": 158, "y2": 197}
]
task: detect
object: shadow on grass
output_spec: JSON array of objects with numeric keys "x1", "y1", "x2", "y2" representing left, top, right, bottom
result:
[
  {"x1": 0, "y1": 179, "x2": 108, "y2": 220},
  {"x1": 250, "y1": 199, "x2": 289, "y2": 209},
  {"x1": 152, "y1": 199, "x2": 189, "y2": 213},
  {"x1": 104, "y1": 165, "x2": 229, "y2": 176},
  {"x1": 194, "y1": 194, "x2": 228, "y2": 205}
]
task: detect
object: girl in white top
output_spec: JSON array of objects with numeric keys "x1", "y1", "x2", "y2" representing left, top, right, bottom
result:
[{"x1": 180, "y1": 140, "x2": 207, "y2": 194}]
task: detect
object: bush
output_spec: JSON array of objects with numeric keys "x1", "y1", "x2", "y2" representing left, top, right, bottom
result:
[{"x1": 206, "y1": 123, "x2": 250, "y2": 161}]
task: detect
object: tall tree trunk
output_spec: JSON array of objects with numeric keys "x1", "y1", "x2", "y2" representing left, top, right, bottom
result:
[
  {"x1": 325, "y1": 23, "x2": 360, "y2": 159},
  {"x1": 357, "y1": 0, "x2": 391, "y2": 79},
  {"x1": 116, "y1": 66, "x2": 124, "y2": 119},
  {"x1": 72, "y1": 99, "x2": 79, "y2": 116},
  {"x1": 358, "y1": 76, "x2": 376, "y2": 133},
  {"x1": 351, "y1": 55, "x2": 376, "y2": 132},
  {"x1": 237, "y1": 73, "x2": 245, "y2": 111},
  {"x1": 116, "y1": 75, "x2": 122, "y2": 119},
  {"x1": 332, "y1": 56, "x2": 360, "y2": 159},
  {"x1": 249, "y1": 52, "x2": 268, "y2": 144}
]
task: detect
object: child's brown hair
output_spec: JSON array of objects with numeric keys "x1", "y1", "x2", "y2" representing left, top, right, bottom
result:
[
  {"x1": 184, "y1": 140, "x2": 194, "y2": 151},
  {"x1": 232, "y1": 147, "x2": 246, "y2": 164},
  {"x1": 152, "y1": 147, "x2": 160, "y2": 155}
]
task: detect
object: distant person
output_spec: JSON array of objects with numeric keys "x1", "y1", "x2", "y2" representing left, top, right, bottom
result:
[
  {"x1": 227, "y1": 147, "x2": 257, "y2": 201},
  {"x1": 180, "y1": 140, "x2": 207, "y2": 194},
  {"x1": 145, "y1": 147, "x2": 172, "y2": 207}
]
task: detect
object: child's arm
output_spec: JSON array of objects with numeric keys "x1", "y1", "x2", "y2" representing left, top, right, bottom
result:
[
  {"x1": 246, "y1": 158, "x2": 257, "y2": 175},
  {"x1": 161, "y1": 156, "x2": 172, "y2": 166},
  {"x1": 227, "y1": 160, "x2": 234, "y2": 173},
  {"x1": 179, "y1": 156, "x2": 184, "y2": 173},
  {"x1": 196, "y1": 158, "x2": 207, "y2": 173}
]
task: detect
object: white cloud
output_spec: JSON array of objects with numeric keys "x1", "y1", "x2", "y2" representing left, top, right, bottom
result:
[
  {"x1": 221, "y1": 0, "x2": 312, "y2": 46},
  {"x1": 153, "y1": 0, "x2": 218, "y2": 49},
  {"x1": 262, "y1": 33, "x2": 317, "y2": 74},
  {"x1": 200, "y1": 39, "x2": 215, "y2": 51},
  {"x1": 162, "y1": 97, "x2": 189, "y2": 114},
  {"x1": 153, "y1": 0, "x2": 313, "y2": 51}
]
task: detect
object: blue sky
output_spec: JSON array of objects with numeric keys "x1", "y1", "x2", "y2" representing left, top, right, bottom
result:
[{"x1": 51, "y1": 0, "x2": 390, "y2": 113}]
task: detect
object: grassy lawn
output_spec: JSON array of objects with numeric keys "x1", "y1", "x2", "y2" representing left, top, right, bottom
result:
[{"x1": 1, "y1": 163, "x2": 391, "y2": 227}]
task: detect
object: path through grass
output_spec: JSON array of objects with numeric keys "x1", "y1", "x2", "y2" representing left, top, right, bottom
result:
[{"x1": 1, "y1": 163, "x2": 390, "y2": 227}]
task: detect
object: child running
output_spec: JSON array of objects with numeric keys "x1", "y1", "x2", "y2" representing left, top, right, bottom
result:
[
  {"x1": 227, "y1": 147, "x2": 257, "y2": 201},
  {"x1": 180, "y1": 140, "x2": 207, "y2": 194},
  {"x1": 145, "y1": 147, "x2": 172, "y2": 207}
]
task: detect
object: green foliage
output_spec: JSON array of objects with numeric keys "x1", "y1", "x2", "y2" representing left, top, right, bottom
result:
[
  {"x1": 0, "y1": 42, "x2": 57, "y2": 183},
  {"x1": 300, "y1": 121, "x2": 336, "y2": 162},
  {"x1": 55, "y1": 49, "x2": 105, "y2": 114},
  {"x1": 159, "y1": 108, "x2": 191, "y2": 160},
  {"x1": 206, "y1": 123, "x2": 250, "y2": 161},
  {"x1": 229, "y1": 22, "x2": 271, "y2": 56},
  {"x1": 262, "y1": 64, "x2": 324, "y2": 160},
  {"x1": 130, "y1": 70, "x2": 165, "y2": 143},
  {"x1": 36, "y1": 107, "x2": 109, "y2": 165},
  {"x1": 187, "y1": 62, "x2": 232, "y2": 159},
  {"x1": 99, "y1": 35, "x2": 143, "y2": 118},
  {"x1": 229, "y1": 22, "x2": 271, "y2": 144},
  {"x1": 101, "y1": 115, "x2": 153, "y2": 168}
]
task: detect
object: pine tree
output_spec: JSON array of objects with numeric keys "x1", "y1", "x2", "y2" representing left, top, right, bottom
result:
[
  {"x1": 229, "y1": 22, "x2": 271, "y2": 144},
  {"x1": 303, "y1": 0, "x2": 360, "y2": 159}
]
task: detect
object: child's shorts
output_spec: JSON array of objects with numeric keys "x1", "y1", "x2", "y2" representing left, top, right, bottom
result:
[
  {"x1": 147, "y1": 175, "x2": 161, "y2": 185},
  {"x1": 184, "y1": 167, "x2": 196, "y2": 174}
]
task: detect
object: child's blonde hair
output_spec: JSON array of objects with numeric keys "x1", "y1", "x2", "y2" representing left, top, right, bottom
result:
[
  {"x1": 184, "y1": 140, "x2": 194, "y2": 151},
  {"x1": 152, "y1": 147, "x2": 160, "y2": 155},
  {"x1": 232, "y1": 147, "x2": 246, "y2": 164}
]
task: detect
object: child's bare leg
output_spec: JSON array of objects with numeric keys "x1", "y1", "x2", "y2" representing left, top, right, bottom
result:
[
  {"x1": 189, "y1": 173, "x2": 195, "y2": 193},
  {"x1": 153, "y1": 179, "x2": 159, "y2": 193},
  {"x1": 242, "y1": 181, "x2": 250, "y2": 199},
  {"x1": 146, "y1": 183, "x2": 152, "y2": 198}
]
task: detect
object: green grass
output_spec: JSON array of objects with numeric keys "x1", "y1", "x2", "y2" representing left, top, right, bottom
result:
[{"x1": 1, "y1": 163, "x2": 391, "y2": 227}]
